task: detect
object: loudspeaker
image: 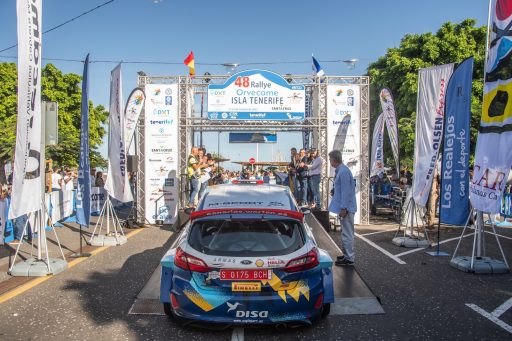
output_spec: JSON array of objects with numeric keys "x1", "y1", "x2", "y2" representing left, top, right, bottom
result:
[{"x1": 127, "y1": 155, "x2": 138, "y2": 172}]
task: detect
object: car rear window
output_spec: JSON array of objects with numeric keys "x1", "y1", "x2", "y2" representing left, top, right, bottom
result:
[{"x1": 188, "y1": 219, "x2": 305, "y2": 256}]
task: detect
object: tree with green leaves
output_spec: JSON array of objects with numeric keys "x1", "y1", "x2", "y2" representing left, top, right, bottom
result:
[
  {"x1": 0, "y1": 62, "x2": 109, "y2": 182},
  {"x1": 367, "y1": 19, "x2": 487, "y2": 169}
]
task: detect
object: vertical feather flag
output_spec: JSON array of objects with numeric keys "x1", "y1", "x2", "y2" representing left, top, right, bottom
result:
[
  {"x1": 312, "y1": 54, "x2": 325, "y2": 76},
  {"x1": 184, "y1": 51, "x2": 195, "y2": 77}
]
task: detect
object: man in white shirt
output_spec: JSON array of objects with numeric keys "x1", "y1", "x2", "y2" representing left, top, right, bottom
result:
[
  {"x1": 51, "y1": 166, "x2": 63, "y2": 191},
  {"x1": 64, "y1": 171, "x2": 75, "y2": 191}
]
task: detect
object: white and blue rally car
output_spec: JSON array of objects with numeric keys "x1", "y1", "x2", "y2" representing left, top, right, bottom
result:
[{"x1": 160, "y1": 182, "x2": 334, "y2": 327}]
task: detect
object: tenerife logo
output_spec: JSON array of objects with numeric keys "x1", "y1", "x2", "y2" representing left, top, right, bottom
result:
[
  {"x1": 149, "y1": 119, "x2": 173, "y2": 125},
  {"x1": 153, "y1": 88, "x2": 161, "y2": 96},
  {"x1": 336, "y1": 89, "x2": 343, "y2": 96}
]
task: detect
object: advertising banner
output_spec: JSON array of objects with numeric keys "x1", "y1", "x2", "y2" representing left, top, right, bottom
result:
[
  {"x1": 104, "y1": 64, "x2": 133, "y2": 203},
  {"x1": 10, "y1": 0, "x2": 43, "y2": 219},
  {"x1": 379, "y1": 88, "x2": 400, "y2": 177},
  {"x1": 412, "y1": 63, "x2": 454, "y2": 207},
  {"x1": 124, "y1": 88, "x2": 145, "y2": 151},
  {"x1": 207, "y1": 69, "x2": 305, "y2": 120},
  {"x1": 91, "y1": 187, "x2": 107, "y2": 214},
  {"x1": 470, "y1": 0, "x2": 512, "y2": 213},
  {"x1": 144, "y1": 84, "x2": 179, "y2": 224},
  {"x1": 370, "y1": 113, "x2": 385, "y2": 177},
  {"x1": 327, "y1": 85, "x2": 361, "y2": 224},
  {"x1": 76, "y1": 54, "x2": 91, "y2": 227},
  {"x1": 50, "y1": 190, "x2": 74, "y2": 223},
  {"x1": 440, "y1": 58, "x2": 473, "y2": 225}
]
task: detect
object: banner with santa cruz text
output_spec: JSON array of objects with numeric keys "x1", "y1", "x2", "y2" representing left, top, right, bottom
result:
[
  {"x1": 412, "y1": 63, "x2": 454, "y2": 207},
  {"x1": 470, "y1": 0, "x2": 512, "y2": 213}
]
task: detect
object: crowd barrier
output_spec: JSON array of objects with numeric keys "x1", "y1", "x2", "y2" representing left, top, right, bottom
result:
[{"x1": 0, "y1": 187, "x2": 129, "y2": 243}]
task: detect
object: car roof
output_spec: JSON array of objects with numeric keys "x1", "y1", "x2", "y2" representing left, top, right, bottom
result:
[{"x1": 199, "y1": 184, "x2": 295, "y2": 211}]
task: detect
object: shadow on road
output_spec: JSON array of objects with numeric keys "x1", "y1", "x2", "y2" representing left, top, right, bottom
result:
[{"x1": 61, "y1": 227, "x2": 232, "y2": 339}]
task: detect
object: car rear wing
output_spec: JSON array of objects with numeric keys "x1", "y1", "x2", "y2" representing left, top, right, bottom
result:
[{"x1": 190, "y1": 208, "x2": 304, "y2": 222}]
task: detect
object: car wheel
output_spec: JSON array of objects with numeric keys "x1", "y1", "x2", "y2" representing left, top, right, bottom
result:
[{"x1": 321, "y1": 303, "x2": 331, "y2": 317}]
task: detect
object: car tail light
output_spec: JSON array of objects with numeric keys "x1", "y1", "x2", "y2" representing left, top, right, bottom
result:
[
  {"x1": 283, "y1": 248, "x2": 319, "y2": 272},
  {"x1": 174, "y1": 247, "x2": 210, "y2": 273},
  {"x1": 314, "y1": 292, "x2": 324, "y2": 309},
  {"x1": 170, "y1": 293, "x2": 179, "y2": 309}
]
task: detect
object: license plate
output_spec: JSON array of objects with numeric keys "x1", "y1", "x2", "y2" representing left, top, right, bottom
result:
[
  {"x1": 232, "y1": 282, "x2": 262, "y2": 292},
  {"x1": 220, "y1": 269, "x2": 272, "y2": 281}
]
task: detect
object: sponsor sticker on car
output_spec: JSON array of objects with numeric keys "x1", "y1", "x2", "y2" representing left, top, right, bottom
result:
[{"x1": 232, "y1": 282, "x2": 262, "y2": 292}]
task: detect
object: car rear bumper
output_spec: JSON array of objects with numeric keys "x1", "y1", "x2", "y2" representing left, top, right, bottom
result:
[{"x1": 169, "y1": 275, "x2": 325, "y2": 325}]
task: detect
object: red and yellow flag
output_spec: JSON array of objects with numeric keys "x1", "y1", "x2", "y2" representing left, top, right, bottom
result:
[{"x1": 184, "y1": 51, "x2": 195, "y2": 77}]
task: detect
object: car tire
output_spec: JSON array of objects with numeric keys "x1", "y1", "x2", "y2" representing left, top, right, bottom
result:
[
  {"x1": 163, "y1": 303, "x2": 172, "y2": 317},
  {"x1": 321, "y1": 303, "x2": 331, "y2": 317}
]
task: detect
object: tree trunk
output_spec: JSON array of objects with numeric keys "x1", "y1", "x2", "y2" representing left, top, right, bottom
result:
[{"x1": 0, "y1": 158, "x2": 5, "y2": 184}]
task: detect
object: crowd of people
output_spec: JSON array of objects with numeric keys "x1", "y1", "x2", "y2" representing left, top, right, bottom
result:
[{"x1": 286, "y1": 147, "x2": 323, "y2": 210}]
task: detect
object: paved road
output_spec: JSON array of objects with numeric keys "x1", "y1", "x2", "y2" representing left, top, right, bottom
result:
[{"x1": 0, "y1": 218, "x2": 510, "y2": 340}]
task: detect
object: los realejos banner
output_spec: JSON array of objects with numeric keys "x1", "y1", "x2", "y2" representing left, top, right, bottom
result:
[
  {"x1": 10, "y1": 0, "x2": 43, "y2": 219},
  {"x1": 440, "y1": 57, "x2": 472, "y2": 225},
  {"x1": 207, "y1": 69, "x2": 305, "y2": 120},
  {"x1": 144, "y1": 84, "x2": 179, "y2": 224},
  {"x1": 327, "y1": 85, "x2": 362, "y2": 224},
  {"x1": 104, "y1": 64, "x2": 133, "y2": 203},
  {"x1": 379, "y1": 88, "x2": 400, "y2": 177},
  {"x1": 370, "y1": 113, "x2": 385, "y2": 177},
  {"x1": 412, "y1": 63, "x2": 454, "y2": 207},
  {"x1": 470, "y1": 0, "x2": 512, "y2": 213}
]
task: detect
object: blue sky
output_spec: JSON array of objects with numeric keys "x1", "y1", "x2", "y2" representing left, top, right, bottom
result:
[{"x1": 0, "y1": 0, "x2": 488, "y2": 169}]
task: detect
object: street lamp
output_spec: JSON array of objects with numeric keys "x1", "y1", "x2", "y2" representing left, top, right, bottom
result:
[
  {"x1": 342, "y1": 59, "x2": 358, "y2": 70},
  {"x1": 222, "y1": 63, "x2": 239, "y2": 75}
]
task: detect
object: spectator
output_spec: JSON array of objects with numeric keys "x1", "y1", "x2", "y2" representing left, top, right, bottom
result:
[
  {"x1": 64, "y1": 170, "x2": 75, "y2": 191},
  {"x1": 296, "y1": 149, "x2": 309, "y2": 206},
  {"x1": 187, "y1": 147, "x2": 201, "y2": 208},
  {"x1": 51, "y1": 166, "x2": 63, "y2": 191},
  {"x1": 95, "y1": 172, "x2": 105, "y2": 187},
  {"x1": 307, "y1": 149, "x2": 323, "y2": 210}
]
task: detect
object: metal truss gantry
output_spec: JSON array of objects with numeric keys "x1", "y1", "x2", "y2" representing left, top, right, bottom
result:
[{"x1": 136, "y1": 74, "x2": 370, "y2": 225}]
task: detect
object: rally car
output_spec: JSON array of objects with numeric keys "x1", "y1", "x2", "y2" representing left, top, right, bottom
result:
[{"x1": 160, "y1": 182, "x2": 334, "y2": 327}]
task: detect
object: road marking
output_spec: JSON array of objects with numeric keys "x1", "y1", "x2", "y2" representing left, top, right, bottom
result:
[
  {"x1": 231, "y1": 327, "x2": 244, "y2": 341},
  {"x1": 355, "y1": 233, "x2": 406, "y2": 265},
  {"x1": 394, "y1": 233, "x2": 475, "y2": 258},
  {"x1": 466, "y1": 300, "x2": 512, "y2": 334},
  {"x1": 492, "y1": 298, "x2": 512, "y2": 318},
  {"x1": 0, "y1": 227, "x2": 146, "y2": 305}
]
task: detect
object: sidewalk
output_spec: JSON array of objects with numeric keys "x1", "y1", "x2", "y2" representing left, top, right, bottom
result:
[{"x1": 0, "y1": 205, "x2": 147, "y2": 297}]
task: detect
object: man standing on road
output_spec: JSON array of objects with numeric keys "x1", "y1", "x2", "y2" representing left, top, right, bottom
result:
[{"x1": 328, "y1": 150, "x2": 357, "y2": 266}]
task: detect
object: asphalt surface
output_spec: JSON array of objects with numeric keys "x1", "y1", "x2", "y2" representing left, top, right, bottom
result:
[{"x1": 0, "y1": 214, "x2": 510, "y2": 340}]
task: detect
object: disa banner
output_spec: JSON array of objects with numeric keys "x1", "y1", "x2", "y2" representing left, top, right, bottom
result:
[
  {"x1": 412, "y1": 63, "x2": 454, "y2": 207},
  {"x1": 10, "y1": 0, "x2": 43, "y2": 219},
  {"x1": 470, "y1": 0, "x2": 512, "y2": 213}
]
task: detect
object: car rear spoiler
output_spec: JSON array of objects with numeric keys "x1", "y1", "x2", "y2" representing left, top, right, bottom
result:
[{"x1": 190, "y1": 208, "x2": 304, "y2": 222}]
